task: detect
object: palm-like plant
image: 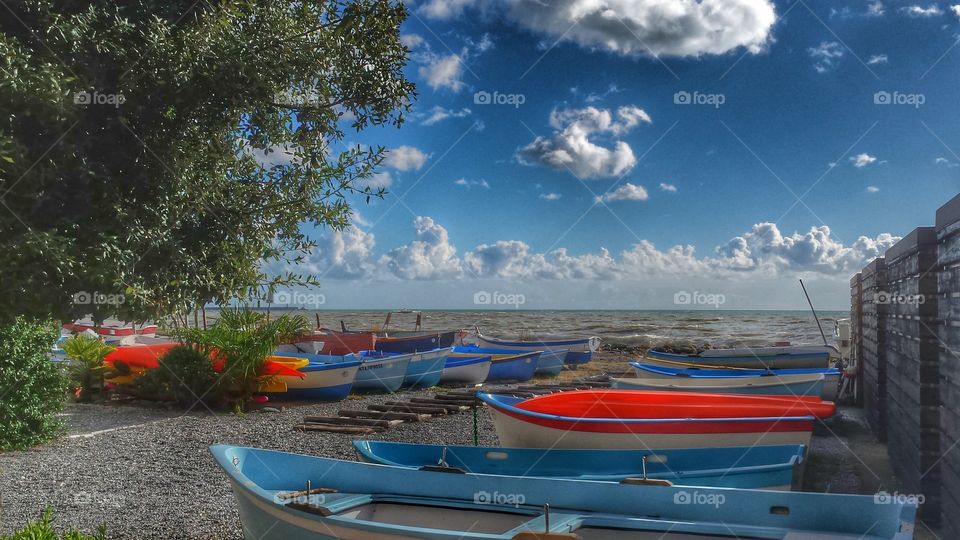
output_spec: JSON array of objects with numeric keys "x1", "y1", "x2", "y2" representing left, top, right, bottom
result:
[
  {"x1": 62, "y1": 335, "x2": 115, "y2": 402},
  {"x1": 176, "y1": 308, "x2": 309, "y2": 411}
]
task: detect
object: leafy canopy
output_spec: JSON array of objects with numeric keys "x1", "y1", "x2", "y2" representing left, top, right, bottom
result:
[{"x1": 0, "y1": 0, "x2": 415, "y2": 324}]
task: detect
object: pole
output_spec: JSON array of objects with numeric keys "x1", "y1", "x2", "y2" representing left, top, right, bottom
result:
[{"x1": 799, "y1": 279, "x2": 828, "y2": 346}]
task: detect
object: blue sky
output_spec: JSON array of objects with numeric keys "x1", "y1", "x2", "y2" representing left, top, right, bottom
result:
[{"x1": 277, "y1": 0, "x2": 960, "y2": 310}]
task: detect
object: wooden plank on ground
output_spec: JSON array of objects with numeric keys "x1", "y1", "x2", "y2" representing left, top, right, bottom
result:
[
  {"x1": 338, "y1": 409, "x2": 424, "y2": 422},
  {"x1": 293, "y1": 424, "x2": 379, "y2": 434},
  {"x1": 371, "y1": 403, "x2": 449, "y2": 415},
  {"x1": 302, "y1": 416, "x2": 392, "y2": 428}
]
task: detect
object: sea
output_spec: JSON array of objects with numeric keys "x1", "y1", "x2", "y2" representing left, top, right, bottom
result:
[{"x1": 286, "y1": 310, "x2": 849, "y2": 350}]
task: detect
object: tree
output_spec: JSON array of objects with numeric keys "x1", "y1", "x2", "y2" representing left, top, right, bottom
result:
[{"x1": 0, "y1": 0, "x2": 415, "y2": 324}]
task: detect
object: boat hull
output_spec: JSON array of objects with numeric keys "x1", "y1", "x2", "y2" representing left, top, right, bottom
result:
[
  {"x1": 211, "y1": 445, "x2": 917, "y2": 540},
  {"x1": 647, "y1": 348, "x2": 831, "y2": 369},
  {"x1": 353, "y1": 441, "x2": 806, "y2": 490},
  {"x1": 376, "y1": 333, "x2": 443, "y2": 354},
  {"x1": 610, "y1": 373, "x2": 825, "y2": 397},
  {"x1": 474, "y1": 334, "x2": 598, "y2": 365},
  {"x1": 630, "y1": 362, "x2": 840, "y2": 401},
  {"x1": 533, "y1": 349, "x2": 566, "y2": 376},
  {"x1": 439, "y1": 356, "x2": 491, "y2": 384},
  {"x1": 401, "y1": 348, "x2": 451, "y2": 389},
  {"x1": 266, "y1": 354, "x2": 360, "y2": 401},
  {"x1": 354, "y1": 353, "x2": 412, "y2": 392}
]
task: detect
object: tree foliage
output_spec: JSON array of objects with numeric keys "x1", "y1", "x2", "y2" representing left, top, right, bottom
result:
[{"x1": 0, "y1": 0, "x2": 415, "y2": 324}]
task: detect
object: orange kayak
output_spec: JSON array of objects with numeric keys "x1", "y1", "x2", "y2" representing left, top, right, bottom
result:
[{"x1": 105, "y1": 344, "x2": 303, "y2": 378}]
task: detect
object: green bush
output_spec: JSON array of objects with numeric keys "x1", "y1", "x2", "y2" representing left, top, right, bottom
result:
[
  {"x1": 0, "y1": 319, "x2": 69, "y2": 450},
  {"x1": 135, "y1": 345, "x2": 220, "y2": 408},
  {"x1": 0, "y1": 508, "x2": 106, "y2": 540},
  {"x1": 61, "y1": 335, "x2": 114, "y2": 402}
]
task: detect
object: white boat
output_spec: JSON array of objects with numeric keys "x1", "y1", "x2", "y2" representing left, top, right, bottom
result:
[
  {"x1": 438, "y1": 355, "x2": 491, "y2": 384},
  {"x1": 610, "y1": 373, "x2": 826, "y2": 396},
  {"x1": 472, "y1": 331, "x2": 600, "y2": 365}
]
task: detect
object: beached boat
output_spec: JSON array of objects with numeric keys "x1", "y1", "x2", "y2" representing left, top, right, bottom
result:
[
  {"x1": 353, "y1": 351, "x2": 412, "y2": 392},
  {"x1": 646, "y1": 345, "x2": 834, "y2": 369},
  {"x1": 480, "y1": 390, "x2": 834, "y2": 450},
  {"x1": 211, "y1": 444, "x2": 916, "y2": 540},
  {"x1": 450, "y1": 347, "x2": 539, "y2": 382},
  {"x1": 375, "y1": 332, "x2": 444, "y2": 354},
  {"x1": 268, "y1": 353, "x2": 361, "y2": 401},
  {"x1": 400, "y1": 347, "x2": 451, "y2": 389},
  {"x1": 533, "y1": 349, "x2": 567, "y2": 376},
  {"x1": 610, "y1": 373, "x2": 826, "y2": 397},
  {"x1": 630, "y1": 362, "x2": 841, "y2": 400},
  {"x1": 287, "y1": 329, "x2": 376, "y2": 355},
  {"x1": 473, "y1": 332, "x2": 599, "y2": 365},
  {"x1": 353, "y1": 441, "x2": 806, "y2": 490},
  {"x1": 439, "y1": 355, "x2": 491, "y2": 384}
]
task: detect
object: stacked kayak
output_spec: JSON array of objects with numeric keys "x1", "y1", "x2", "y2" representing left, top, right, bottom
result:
[
  {"x1": 211, "y1": 444, "x2": 916, "y2": 540},
  {"x1": 480, "y1": 389, "x2": 835, "y2": 450},
  {"x1": 353, "y1": 441, "x2": 806, "y2": 490}
]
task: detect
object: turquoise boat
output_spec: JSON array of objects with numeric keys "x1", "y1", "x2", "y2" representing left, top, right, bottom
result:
[
  {"x1": 450, "y1": 346, "x2": 540, "y2": 382},
  {"x1": 534, "y1": 349, "x2": 567, "y2": 376},
  {"x1": 354, "y1": 351, "x2": 412, "y2": 392},
  {"x1": 353, "y1": 441, "x2": 806, "y2": 490},
  {"x1": 630, "y1": 362, "x2": 841, "y2": 400},
  {"x1": 400, "y1": 347, "x2": 451, "y2": 389},
  {"x1": 211, "y1": 444, "x2": 916, "y2": 539},
  {"x1": 610, "y1": 373, "x2": 826, "y2": 397}
]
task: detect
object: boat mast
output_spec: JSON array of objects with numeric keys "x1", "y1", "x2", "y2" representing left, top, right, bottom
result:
[{"x1": 799, "y1": 279, "x2": 828, "y2": 346}]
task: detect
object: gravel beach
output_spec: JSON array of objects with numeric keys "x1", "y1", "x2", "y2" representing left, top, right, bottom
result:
[{"x1": 0, "y1": 351, "x2": 921, "y2": 539}]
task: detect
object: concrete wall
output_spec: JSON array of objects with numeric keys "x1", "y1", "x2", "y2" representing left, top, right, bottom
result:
[
  {"x1": 861, "y1": 257, "x2": 888, "y2": 440},
  {"x1": 936, "y1": 195, "x2": 960, "y2": 537}
]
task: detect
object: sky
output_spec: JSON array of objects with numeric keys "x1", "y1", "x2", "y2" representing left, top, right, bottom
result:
[{"x1": 272, "y1": 0, "x2": 960, "y2": 311}]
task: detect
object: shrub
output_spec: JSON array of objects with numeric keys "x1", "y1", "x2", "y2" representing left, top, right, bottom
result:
[
  {"x1": 0, "y1": 508, "x2": 106, "y2": 540},
  {"x1": 61, "y1": 335, "x2": 114, "y2": 402},
  {"x1": 0, "y1": 319, "x2": 69, "y2": 450},
  {"x1": 135, "y1": 345, "x2": 220, "y2": 408}
]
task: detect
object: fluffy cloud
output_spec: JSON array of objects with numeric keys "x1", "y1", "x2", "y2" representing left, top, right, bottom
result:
[
  {"x1": 596, "y1": 183, "x2": 650, "y2": 203},
  {"x1": 519, "y1": 106, "x2": 651, "y2": 178},
  {"x1": 419, "y1": 54, "x2": 464, "y2": 91},
  {"x1": 454, "y1": 178, "x2": 490, "y2": 189},
  {"x1": 502, "y1": 0, "x2": 776, "y2": 58},
  {"x1": 850, "y1": 153, "x2": 878, "y2": 168},
  {"x1": 868, "y1": 1, "x2": 885, "y2": 16},
  {"x1": 659, "y1": 182, "x2": 678, "y2": 193},
  {"x1": 809, "y1": 41, "x2": 844, "y2": 73},
  {"x1": 380, "y1": 217, "x2": 462, "y2": 279},
  {"x1": 361, "y1": 172, "x2": 393, "y2": 190},
  {"x1": 953, "y1": 5, "x2": 960, "y2": 18},
  {"x1": 539, "y1": 192, "x2": 562, "y2": 201},
  {"x1": 900, "y1": 4, "x2": 942, "y2": 17},
  {"x1": 422, "y1": 106, "x2": 472, "y2": 126},
  {"x1": 282, "y1": 223, "x2": 376, "y2": 280},
  {"x1": 419, "y1": 0, "x2": 477, "y2": 19},
  {"x1": 867, "y1": 186, "x2": 880, "y2": 193},
  {"x1": 867, "y1": 54, "x2": 888, "y2": 65},
  {"x1": 384, "y1": 146, "x2": 430, "y2": 171}
]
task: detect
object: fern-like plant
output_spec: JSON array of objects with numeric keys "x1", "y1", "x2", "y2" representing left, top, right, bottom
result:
[{"x1": 62, "y1": 334, "x2": 115, "y2": 402}]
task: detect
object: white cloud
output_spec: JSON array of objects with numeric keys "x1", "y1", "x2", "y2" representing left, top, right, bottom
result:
[
  {"x1": 659, "y1": 182, "x2": 677, "y2": 193},
  {"x1": 419, "y1": 54, "x2": 465, "y2": 92},
  {"x1": 500, "y1": 0, "x2": 776, "y2": 58},
  {"x1": 809, "y1": 41, "x2": 844, "y2": 73},
  {"x1": 384, "y1": 146, "x2": 430, "y2": 171},
  {"x1": 867, "y1": 54, "x2": 888, "y2": 65},
  {"x1": 454, "y1": 178, "x2": 490, "y2": 189},
  {"x1": 421, "y1": 106, "x2": 472, "y2": 126},
  {"x1": 278, "y1": 223, "x2": 376, "y2": 280},
  {"x1": 539, "y1": 192, "x2": 562, "y2": 201},
  {"x1": 596, "y1": 183, "x2": 650, "y2": 203},
  {"x1": 380, "y1": 217, "x2": 462, "y2": 279},
  {"x1": 419, "y1": 0, "x2": 477, "y2": 19},
  {"x1": 850, "y1": 153, "x2": 878, "y2": 168},
  {"x1": 361, "y1": 171, "x2": 393, "y2": 190},
  {"x1": 936, "y1": 156, "x2": 960, "y2": 167},
  {"x1": 401, "y1": 34, "x2": 425, "y2": 49},
  {"x1": 900, "y1": 5, "x2": 943, "y2": 17},
  {"x1": 953, "y1": 5, "x2": 960, "y2": 18},
  {"x1": 518, "y1": 106, "x2": 651, "y2": 178},
  {"x1": 867, "y1": 1, "x2": 885, "y2": 16},
  {"x1": 866, "y1": 186, "x2": 880, "y2": 193}
]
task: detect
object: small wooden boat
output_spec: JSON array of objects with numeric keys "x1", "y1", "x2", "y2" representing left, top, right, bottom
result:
[
  {"x1": 353, "y1": 441, "x2": 806, "y2": 490},
  {"x1": 375, "y1": 333, "x2": 443, "y2": 354},
  {"x1": 439, "y1": 355, "x2": 491, "y2": 384},
  {"x1": 474, "y1": 331, "x2": 599, "y2": 365},
  {"x1": 400, "y1": 347, "x2": 451, "y2": 389},
  {"x1": 211, "y1": 444, "x2": 917, "y2": 540},
  {"x1": 480, "y1": 390, "x2": 834, "y2": 450},
  {"x1": 268, "y1": 353, "x2": 361, "y2": 401},
  {"x1": 647, "y1": 345, "x2": 834, "y2": 369},
  {"x1": 287, "y1": 329, "x2": 376, "y2": 355},
  {"x1": 630, "y1": 362, "x2": 841, "y2": 401},
  {"x1": 450, "y1": 347, "x2": 539, "y2": 382},
  {"x1": 353, "y1": 351, "x2": 412, "y2": 392},
  {"x1": 610, "y1": 373, "x2": 826, "y2": 397}
]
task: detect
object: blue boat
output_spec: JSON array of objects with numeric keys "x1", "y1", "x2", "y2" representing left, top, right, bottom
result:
[
  {"x1": 268, "y1": 353, "x2": 361, "y2": 401},
  {"x1": 474, "y1": 332, "x2": 599, "y2": 365},
  {"x1": 353, "y1": 441, "x2": 806, "y2": 490},
  {"x1": 450, "y1": 346, "x2": 539, "y2": 382},
  {"x1": 631, "y1": 362, "x2": 841, "y2": 400},
  {"x1": 400, "y1": 347, "x2": 451, "y2": 389},
  {"x1": 211, "y1": 444, "x2": 916, "y2": 539},
  {"x1": 646, "y1": 346, "x2": 832, "y2": 369},
  {"x1": 439, "y1": 355, "x2": 491, "y2": 384},
  {"x1": 375, "y1": 333, "x2": 442, "y2": 354},
  {"x1": 611, "y1": 373, "x2": 826, "y2": 397},
  {"x1": 354, "y1": 351, "x2": 412, "y2": 392},
  {"x1": 534, "y1": 349, "x2": 567, "y2": 376}
]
